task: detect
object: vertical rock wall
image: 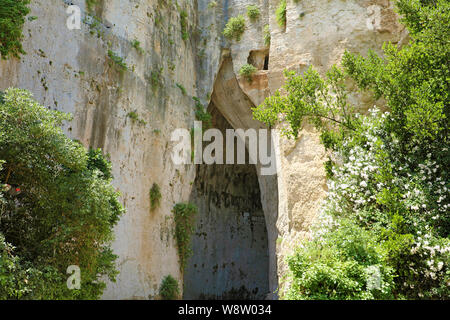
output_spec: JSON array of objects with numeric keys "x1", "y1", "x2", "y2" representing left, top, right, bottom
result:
[
  {"x1": 1, "y1": 0, "x2": 199, "y2": 299},
  {"x1": 0, "y1": 0, "x2": 405, "y2": 299}
]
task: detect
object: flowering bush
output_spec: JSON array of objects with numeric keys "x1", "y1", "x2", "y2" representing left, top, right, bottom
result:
[{"x1": 255, "y1": 0, "x2": 449, "y2": 299}]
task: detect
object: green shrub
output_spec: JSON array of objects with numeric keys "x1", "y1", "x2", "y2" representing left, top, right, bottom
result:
[
  {"x1": 149, "y1": 183, "x2": 161, "y2": 210},
  {"x1": 176, "y1": 83, "x2": 187, "y2": 95},
  {"x1": 0, "y1": 0, "x2": 30, "y2": 59},
  {"x1": 159, "y1": 275, "x2": 179, "y2": 300},
  {"x1": 173, "y1": 203, "x2": 197, "y2": 271},
  {"x1": 223, "y1": 15, "x2": 246, "y2": 42},
  {"x1": 263, "y1": 24, "x2": 271, "y2": 47},
  {"x1": 208, "y1": 1, "x2": 218, "y2": 9},
  {"x1": 107, "y1": 50, "x2": 128, "y2": 71},
  {"x1": 0, "y1": 88, "x2": 124, "y2": 299},
  {"x1": 246, "y1": 5, "x2": 260, "y2": 21},
  {"x1": 239, "y1": 64, "x2": 257, "y2": 83},
  {"x1": 284, "y1": 219, "x2": 395, "y2": 300},
  {"x1": 275, "y1": 0, "x2": 286, "y2": 28}
]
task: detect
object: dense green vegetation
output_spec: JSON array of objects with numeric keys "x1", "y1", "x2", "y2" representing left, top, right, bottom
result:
[
  {"x1": 0, "y1": 89, "x2": 124, "y2": 299},
  {"x1": 173, "y1": 203, "x2": 197, "y2": 272},
  {"x1": 0, "y1": 0, "x2": 30, "y2": 59},
  {"x1": 254, "y1": 0, "x2": 449, "y2": 299},
  {"x1": 159, "y1": 275, "x2": 179, "y2": 300}
]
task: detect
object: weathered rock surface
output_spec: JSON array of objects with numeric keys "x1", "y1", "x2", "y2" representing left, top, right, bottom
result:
[{"x1": 0, "y1": 0, "x2": 404, "y2": 299}]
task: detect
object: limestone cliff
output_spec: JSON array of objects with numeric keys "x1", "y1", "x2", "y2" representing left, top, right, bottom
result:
[{"x1": 0, "y1": 0, "x2": 405, "y2": 299}]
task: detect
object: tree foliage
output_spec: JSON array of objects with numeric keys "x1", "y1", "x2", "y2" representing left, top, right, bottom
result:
[
  {"x1": 0, "y1": 88, "x2": 124, "y2": 299},
  {"x1": 0, "y1": 0, "x2": 30, "y2": 59},
  {"x1": 255, "y1": 0, "x2": 449, "y2": 299}
]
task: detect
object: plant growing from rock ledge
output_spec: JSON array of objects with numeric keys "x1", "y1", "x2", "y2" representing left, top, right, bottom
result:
[
  {"x1": 180, "y1": 9, "x2": 189, "y2": 41},
  {"x1": 208, "y1": 1, "x2": 218, "y2": 9},
  {"x1": 263, "y1": 24, "x2": 271, "y2": 47},
  {"x1": 222, "y1": 15, "x2": 246, "y2": 42},
  {"x1": 149, "y1": 183, "x2": 161, "y2": 210},
  {"x1": 0, "y1": 88, "x2": 124, "y2": 299},
  {"x1": 127, "y1": 111, "x2": 147, "y2": 125},
  {"x1": 149, "y1": 68, "x2": 163, "y2": 90},
  {"x1": 131, "y1": 39, "x2": 144, "y2": 54},
  {"x1": 173, "y1": 202, "x2": 197, "y2": 271},
  {"x1": 193, "y1": 97, "x2": 212, "y2": 128},
  {"x1": 176, "y1": 83, "x2": 187, "y2": 95},
  {"x1": 239, "y1": 64, "x2": 257, "y2": 83},
  {"x1": 247, "y1": 5, "x2": 260, "y2": 21},
  {"x1": 276, "y1": 0, "x2": 287, "y2": 29},
  {"x1": 107, "y1": 50, "x2": 128, "y2": 71},
  {"x1": 159, "y1": 275, "x2": 179, "y2": 300},
  {"x1": 0, "y1": 0, "x2": 31, "y2": 59}
]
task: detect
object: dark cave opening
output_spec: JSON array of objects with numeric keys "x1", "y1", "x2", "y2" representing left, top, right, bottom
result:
[
  {"x1": 183, "y1": 106, "x2": 270, "y2": 300},
  {"x1": 263, "y1": 55, "x2": 269, "y2": 71}
]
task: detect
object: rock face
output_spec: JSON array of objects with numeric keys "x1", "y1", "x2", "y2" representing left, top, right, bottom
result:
[{"x1": 0, "y1": 0, "x2": 405, "y2": 299}]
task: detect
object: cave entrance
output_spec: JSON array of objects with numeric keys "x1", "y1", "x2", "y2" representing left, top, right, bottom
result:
[
  {"x1": 183, "y1": 106, "x2": 270, "y2": 300},
  {"x1": 247, "y1": 49, "x2": 269, "y2": 71}
]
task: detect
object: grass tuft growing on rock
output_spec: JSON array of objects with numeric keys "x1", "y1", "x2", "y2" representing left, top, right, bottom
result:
[{"x1": 0, "y1": 0, "x2": 30, "y2": 59}]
